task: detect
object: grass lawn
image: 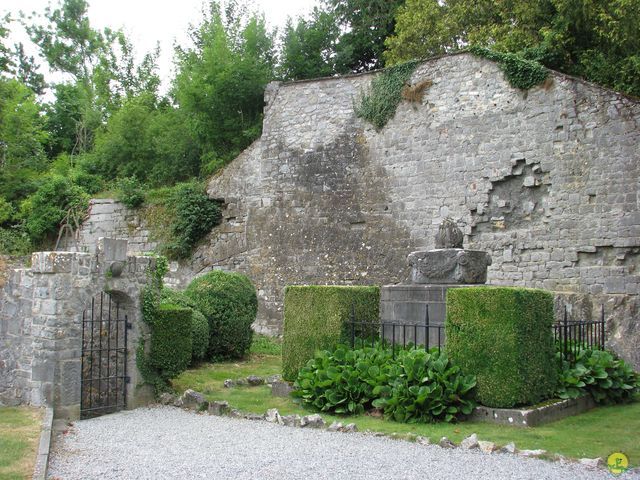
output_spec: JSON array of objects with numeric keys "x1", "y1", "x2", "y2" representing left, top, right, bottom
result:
[
  {"x1": 0, "y1": 407, "x2": 42, "y2": 480},
  {"x1": 172, "y1": 351, "x2": 640, "y2": 465}
]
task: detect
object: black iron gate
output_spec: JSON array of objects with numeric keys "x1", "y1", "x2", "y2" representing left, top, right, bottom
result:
[{"x1": 80, "y1": 292, "x2": 130, "y2": 419}]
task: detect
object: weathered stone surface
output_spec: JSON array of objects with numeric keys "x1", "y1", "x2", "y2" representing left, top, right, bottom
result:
[
  {"x1": 327, "y1": 421, "x2": 343, "y2": 432},
  {"x1": 460, "y1": 433, "x2": 479, "y2": 450},
  {"x1": 415, "y1": 436, "x2": 431, "y2": 446},
  {"x1": 247, "y1": 375, "x2": 264, "y2": 386},
  {"x1": 342, "y1": 423, "x2": 358, "y2": 433},
  {"x1": 244, "y1": 413, "x2": 263, "y2": 421},
  {"x1": 478, "y1": 441, "x2": 498, "y2": 454},
  {"x1": 281, "y1": 414, "x2": 302, "y2": 427},
  {"x1": 158, "y1": 393, "x2": 178, "y2": 406},
  {"x1": 300, "y1": 414, "x2": 325, "y2": 428},
  {"x1": 519, "y1": 449, "x2": 547, "y2": 458},
  {"x1": 208, "y1": 400, "x2": 229, "y2": 416},
  {"x1": 438, "y1": 437, "x2": 456, "y2": 449},
  {"x1": 271, "y1": 380, "x2": 294, "y2": 398},
  {"x1": 435, "y1": 218, "x2": 464, "y2": 249},
  {"x1": 223, "y1": 379, "x2": 235, "y2": 388},
  {"x1": 181, "y1": 389, "x2": 208, "y2": 411},
  {"x1": 265, "y1": 374, "x2": 282, "y2": 384},
  {"x1": 264, "y1": 408, "x2": 283, "y2": 424},
  {"x1": 500, "y1": 442, "x2": 517, "y2": 454},
  {"x1": 407, "y1": 249, "x2": 492, "y2": 284},
  {"x1": 228, "y1": 409, "x2": 243, "y2": 418}
]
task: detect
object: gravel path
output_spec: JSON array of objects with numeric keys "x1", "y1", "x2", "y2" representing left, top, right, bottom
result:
[{"x1": 48, "y1": 406, "x2": 636, "y2": 480}]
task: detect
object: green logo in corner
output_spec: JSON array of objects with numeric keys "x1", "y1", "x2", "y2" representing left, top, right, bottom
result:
[{"x1": 607, "y1": 452, "x2": 629, "y2": 475}]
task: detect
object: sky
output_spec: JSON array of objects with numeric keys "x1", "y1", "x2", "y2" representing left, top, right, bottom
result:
[{"x1": 3, "y1": 0, "x2": 319, "y2": 92}]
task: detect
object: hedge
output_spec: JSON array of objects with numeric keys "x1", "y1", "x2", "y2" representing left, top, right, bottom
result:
[
  {"x1": 160, "y1": 288, "x2": 209, "y2": 363},
  {"x1": 147, "y1": 304, "x2": 193, "y2": 380},
  {"x1": 185, "y1": 270, "x2": 258, "y2": 360},
  {"x1": 445, "y1": 287, "x2": 557, "y2": 408},
  {"x1": 282, "y1": 285, "x2": 380, "y2": 381}
]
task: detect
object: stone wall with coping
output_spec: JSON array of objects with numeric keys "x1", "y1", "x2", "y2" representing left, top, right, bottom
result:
[{"x1": 0, "y1": 239, "x2": 155, "y2": 418}]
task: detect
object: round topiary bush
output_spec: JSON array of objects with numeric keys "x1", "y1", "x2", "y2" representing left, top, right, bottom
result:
[
  {"x1": 184, "y1": 270, "x2": 258, "y2": 360},
  {"x1": 160, "y1": 288, "x2": 210, "y2": 363}
]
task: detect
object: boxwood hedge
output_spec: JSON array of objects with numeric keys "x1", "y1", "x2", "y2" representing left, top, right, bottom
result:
[{"x1": 446, "y1": 287, "x2": 556, "y2": 408}]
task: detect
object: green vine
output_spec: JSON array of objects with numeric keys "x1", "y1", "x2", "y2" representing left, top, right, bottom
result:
[
  {"x1": 355, "y1": 60, "x2": 420, "y2": 130},
  {"x1": 468, "y1": 46, "x2": 548, "y2": 90}
]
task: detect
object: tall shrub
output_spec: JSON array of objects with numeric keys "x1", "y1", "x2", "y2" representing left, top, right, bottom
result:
[
  {"x1": 184, "y1": 270, "x2": 258, "y2": 360},
  {"x1": 446, "y1": 287, "x2": 556, "y2": 408},
  {"x1": 282, "y1": 285, "x2": 380, "y2": 381}
]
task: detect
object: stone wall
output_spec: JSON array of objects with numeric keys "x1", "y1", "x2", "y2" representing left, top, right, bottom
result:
[
  {"x1": 62, "y1": 53, "x2": 639, "y2": 367},
  {"x1": 0, "y1": 239, "x2": 154, "y2": 418}
]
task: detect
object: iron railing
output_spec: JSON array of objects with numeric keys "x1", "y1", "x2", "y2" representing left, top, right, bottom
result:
[{"x1": 553, "y1": 305, "x2": 606, "y2": 363}]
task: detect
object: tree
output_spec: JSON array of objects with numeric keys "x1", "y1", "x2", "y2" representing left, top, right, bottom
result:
[
  {"x1": 279, "y1": 9, "x2": 340, "y2": 81},
  {"x1": 385, "y1": 0, "x2": 640, "y2": 97},
  {"x1": 324, "y1": 0, "x2": 405, "y2": 72},
  {"x1": 173, "y1": 0, "x2": 276, "y2": 163}
]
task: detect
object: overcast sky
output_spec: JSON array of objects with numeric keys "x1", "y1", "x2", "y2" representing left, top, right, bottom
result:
[{"x1": 3, "y1": 0, "x2": 319, "y2": 92}]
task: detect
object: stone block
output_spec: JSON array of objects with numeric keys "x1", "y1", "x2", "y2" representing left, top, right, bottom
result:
[{"x1": 97, "y1": 238, "x2": 128, "y2": 262}]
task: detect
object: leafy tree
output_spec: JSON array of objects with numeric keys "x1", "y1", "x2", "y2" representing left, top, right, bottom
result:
[
  {"x1": 278, "y1": 8, "x2": 340, "y2": 81},
  {"x1": 324, "y1": 0, "x2": 405, "y2": 72},
  {"x1": 173, "y1": 0, "x2": 276, "y2": 163},
  {"x1": 12, "y1": 43, "x2": 47, "y2": 95},
  {"x1": 0, "y1": 14, "x2": 14, "y2": 75},
  {"x1": 385, "y1": 0, "x2": 640, "y2": 97}
]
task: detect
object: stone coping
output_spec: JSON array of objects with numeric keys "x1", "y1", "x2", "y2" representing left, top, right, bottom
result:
[
  {"x1": 32, "y1": 407, "x2": 54, "y2": 480},
  {"x1": 469, "y1": 396, "x2": 596, "y2": 427}
]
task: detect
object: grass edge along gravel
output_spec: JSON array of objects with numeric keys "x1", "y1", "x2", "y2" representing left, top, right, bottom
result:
[
  {"x1": 171, "y1": 352, "x2": 640, "y2": 464},
  {"x1": 0, "y1": 406, "x2": 43, "y2": 480}
]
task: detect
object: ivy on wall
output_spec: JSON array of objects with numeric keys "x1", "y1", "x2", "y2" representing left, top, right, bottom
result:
[{"x1": 468, "y1": 46, "x2": 548, "y2": 90}]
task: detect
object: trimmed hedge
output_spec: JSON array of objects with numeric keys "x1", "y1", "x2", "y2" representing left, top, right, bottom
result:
[
  {"x1": 160, "y1": 288, "x2": 209, "y2": 363},
  {"x1": 282, "y1": 285, "x2": 380, "y2": 381},
  {"x1": 185, "y1": 270, "x2": 258, "y2": 360},
  {"x1": 446, "y1": 287, "x2": 557, "y2": 408},
  {"x1": 147, "y1": 304, "x2": 193, "y2": 380}
]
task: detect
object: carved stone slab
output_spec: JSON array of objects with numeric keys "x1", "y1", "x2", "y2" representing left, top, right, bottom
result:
[{"x1": 407, "y1": 249, "x2": 492, "y2": 284}]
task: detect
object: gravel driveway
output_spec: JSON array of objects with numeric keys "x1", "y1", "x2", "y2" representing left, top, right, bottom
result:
[{"x1": 48, "y1": 406, "x2": 636, "y2": 480}]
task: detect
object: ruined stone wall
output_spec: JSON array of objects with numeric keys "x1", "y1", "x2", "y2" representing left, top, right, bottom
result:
[
  {"x1": 61, "y1": 53, "x2": 639, "y2": 366},
  {"x1": 201, "y1": 53, "x2": 639, "y2": 366}
]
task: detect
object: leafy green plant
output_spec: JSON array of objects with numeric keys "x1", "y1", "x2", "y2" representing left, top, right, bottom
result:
[
  {"x1": 250, "y1": 334, "x2": 282, "y2": 356},
  {"x1": 355, "y1": 60, "x2": 419, "y2": 130},
  {"x1": 556, "y1": 348, "x2": 639, "y2": 405},
  {"x1": 116, "y1": 176, "x2": 145, "y2": 209},
  {"x1": 160, "y1": 287, "x2": 210, "y2": 363},
  {"x1": 293, "y1": 344, "x2": 393, "y2": 414},
  {"x1": 185, "y1": 270, "x2": 258, "y2": 361},
  {"x1": 282, "y1": 285, "x2": 380, "y2": 381},
  {"x1": 372, "y1": 349, "x2": 476, "y2": 423},
  {"x1": 163, "y1": 182, "x2": 222, "y2": 260},
  {"x1": 469, "y1": 46, "x2": 548, "y2": 90}
]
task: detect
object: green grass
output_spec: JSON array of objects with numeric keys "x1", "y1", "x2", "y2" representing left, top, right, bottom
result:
[
  {"x1": 172, "y1": 354, "x2": 640, "y2": 464},
  {"x1": 0, "y1": 407, "x2": 42, "y2": 480}
]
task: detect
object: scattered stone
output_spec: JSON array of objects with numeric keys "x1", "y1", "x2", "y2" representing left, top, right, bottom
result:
[
  {"x1": 247, "y1": 375, "x2": 264, "y2": 386},
  {"x1": 438, "y1": 437, "x2": 456, "y2": 449},
  {"x1": 553, "y1": 454, "x2": 568, "y2": 463},
  {"x1": 460, "y1": 433, "x2": 479, "y2": 450},
  {"x1": 265, "y1": 374, "x2": 282, "y2": 384},
  {"x1": 478, "y1": 441, "x2": 498, "y2": 454},
  {"x1": 228, "y1": 409, "x2": 243, "y2": 418},
  {"x1": 180, "y1": 389, "x2": 208, "y2": 411},
  {"x1": 341, "y1": 423, "x2": 358, "y2": 433},
  {"x1": 244, "y1": 413, "x2": 264, "y2": 421},
  {"x1": 264, "y1": 408, "x2": 283, "y2": 424},
  {"x1": 158, "y1": 393, "x2": 177, "y2": 406},
  {"x1": 173, "y1": 397, "x2": 184, "y2": 408},
  {"x1": 327, "y1": 422, "x2": 343, "y2": 432},
  {"x1": 271, "y1": 380, "x2": 295, "y2": 398},
  {"x1": 235, "y1": 378, "x2": 248, "y2": 387},
  {"x1": 208, "y1": 401, "x2": 229, "y2": 416},
  {"x1": 300, "y1": 414, "x2": 325, "y2": 428},
  {"x1": 579, "y1": 458, "x2": 603, "y2": 469},
  {"x1": 415, "y1": 436, "x2": 431, "y2": 445},
  {"x1": 519, "y1": 449, "x2": 547, "y2": 458},
  {"x1": 223, "y1": 379, "x2": 235, "y2": 388},
  {"x1": 500, "y1": 442, "x2": 517, "y2": 454},
  {"x1": 281, "y1": 415, "x2": 302, "y2": 427}
]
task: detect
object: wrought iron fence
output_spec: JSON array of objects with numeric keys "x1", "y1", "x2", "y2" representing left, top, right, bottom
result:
[{"x1": 553, "y1": 305, "x2": 606, "y2": 363}]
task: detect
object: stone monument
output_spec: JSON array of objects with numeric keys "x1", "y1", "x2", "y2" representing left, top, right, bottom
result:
[{"x1": 380, "y1": 218, "x2": 492, "y2": 347}]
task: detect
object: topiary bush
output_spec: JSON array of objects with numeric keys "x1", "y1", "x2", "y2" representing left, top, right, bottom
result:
[
  {"x1": 146, "y1": 303, "x2": 193, "y2": 383},
  {"x1": 556, "y1": 348, "x2": 640, "y2": 405},
  {"x1": 446, "y1": 287, "x2": 557, "y2": 408},
  {"x1": 184, "y1": 270, "x2": 258, "y2": 360},
  {"x1": 160, "y1": 287, "x2": 210, "y2": 363},
  {"x1": 282, "y1": 285, "x2": 380, "y2": 381}
]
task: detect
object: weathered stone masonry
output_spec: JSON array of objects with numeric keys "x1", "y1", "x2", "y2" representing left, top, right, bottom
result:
[{"x1": 59, "y1": 53, "x2": 639, "y2": 367}]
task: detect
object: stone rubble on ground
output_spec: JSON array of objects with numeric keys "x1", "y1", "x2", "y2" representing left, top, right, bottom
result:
[
  {"x1": 478, "y1": 441, "x2": 498, "y2": 454},
  {"x1": 327, "y1": 422, "x2": 343, "y2": 432},
  {"x1": 460, "y1": 433, "x2": 479, "y2": 450},
  {"x1": 415, "y1": 436, "x2": 431, "y2": 445},
  {"x1": 300, "y1": 414, "x2": 326, "y2": 429},
  {"x1": 180, "y1": 389, "x2": 208, "y2": 410},
  {"x1": 208, "y1": 401, "x2": 229, "y2": 416},
  {"x1": 519, "y1": 449, "x2": 547, "y2": 458},
  {"x1": 579, "y1": 458, "x2": 603, "y2": 468},
  {"x1": 500, "y1": 442, "x2": 517, "y2": 454},
  {"x1": 439, "y1": 437, "x2": 456, "y2": 449},
  {"x1": 247, "y1": 375, "x2": 265, "y2": 386},
  {"x1": 281, "y1": 414, "x2": 302, "y2": 427},
  {"x1": 264, "y1": 408, "x2": 283, "y2": 424}
]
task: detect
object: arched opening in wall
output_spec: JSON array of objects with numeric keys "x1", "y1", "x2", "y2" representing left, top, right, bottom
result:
[{"x1": 80, "y1": 290, "x2": 132, "y2": 419}]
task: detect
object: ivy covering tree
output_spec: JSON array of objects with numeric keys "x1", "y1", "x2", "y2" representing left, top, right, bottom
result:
[{"x1": 385, "y1": 0, "x2": 640, "y2": 97}]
